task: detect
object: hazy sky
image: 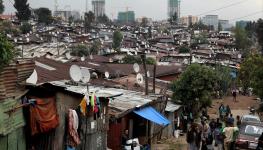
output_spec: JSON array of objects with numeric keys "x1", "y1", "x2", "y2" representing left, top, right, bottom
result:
[{"x1": 3, "y1": 0, "x2": 263, "y2": 23}]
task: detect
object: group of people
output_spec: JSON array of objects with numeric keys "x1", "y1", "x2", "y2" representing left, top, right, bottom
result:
[{"x1": 186, "y1": 104, "x2": 242, "y2": 150}]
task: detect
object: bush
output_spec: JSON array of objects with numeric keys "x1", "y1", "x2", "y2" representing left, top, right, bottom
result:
[{"x1": 0, "y1": 34, "x2": 15, "y2": 69}]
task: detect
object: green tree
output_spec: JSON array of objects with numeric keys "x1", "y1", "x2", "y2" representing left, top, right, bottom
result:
[
  {"x1": 179, "y1": 46, "x2": 190, "y2": 53},
  {"x1": 234, "y1": 26, "x2": 251, "y2": 56},
  {"x1": 238, "y1": 55, "x2": 263, "y2": 98},
  {"x1": 215, "y1": 66, "x2": 232, "y2": 97},
  {"x1": 146, "y1": 57, "x2": 156, "y2": 65},
  {"x1": 112, "y1": 30, "x2": 123, "y2": 52},
  {"x1": 0, "y1": 20, "x2": 20, "y2": 36},
  {"x1": 169, "y1": 12, "x2": 178, "y2": 25},
  {"x1": 256, "y1": 19, "x2": 263, "y2": 51},
  {"x1": 84, "y1": 11, "x2": 95, "y2": 33},
  {"x1": 70, "y1": 44, "x2": 90, "y2": 57},
  {"x1": 171, "y1": 64, "x2": 218, "y2": 113},
  {"x1": 0, "y1": 34, "x2": 15, "y2": 69},
  {"x1": 122, "y1": 55, "x2": 142, "y2": 64},
  {"x1": 141, "y1": 17, "x2": 148, "y2": 27},
  {"x1": 90, "y1": 40, "x2": 101, "y2": 55},
  {"x1": 218, "y1": 22, "x2": 223, "y2": 31},
  {"x1": 20, "y1": 22, "x2": 32, "y2": 34},
  {"x1": 97, "y1": 14, "x2": 110, "y2": 24},
  {"x1": 35, "y1": 8, "x2": 52, "y2": 25},
  {"x1": 14, "y1": 0, "x2": 31, "y2": 22},
  {"x1": 0, "y1": 0, "x2": 4, "y2": 14}
]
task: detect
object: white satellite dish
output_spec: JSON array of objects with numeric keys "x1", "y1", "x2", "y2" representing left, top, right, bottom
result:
[
  {"x1": 133, "y1": 63, "x2": 140, "y2": 73},
  {"x1": 81, "y1": 68, "x2": 90, "y2": 83},
  {"x1": 90, "y1": 54, "x2": 93, "y2": 60},
  {"x1": 136, "y1": 73, "x2": 144, "y2": 84},
  {"x1": 69, "y1": 65, "x2": 82, "y2": 82},
  {"x1": 66, "y1": 52, "x2": 71, "y2": 59},
  {"x1": 81, "y1": 56, "x2": 85, "y2": 61},
  {"x1": 26, "y1": 69, "x2": 38, "y2": 84},
  {"x1": 147, "y1": 71, "x2": 150, "y2": 77},
  {"x1": 105, "y1": 71, "x2": 109, "y2": 79}
]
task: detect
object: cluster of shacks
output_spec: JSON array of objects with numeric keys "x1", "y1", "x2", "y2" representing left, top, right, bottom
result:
[{"x1": 0, "y1": 59, "x2": 182, "y2": 150}]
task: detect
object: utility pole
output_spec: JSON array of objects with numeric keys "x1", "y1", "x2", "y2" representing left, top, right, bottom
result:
[
  {"x1": 153, "y1": 64, "x2": 156, "y2": 94},
  {"x1": 141, "y1": 52, "x2": 149, "y2": 95}
]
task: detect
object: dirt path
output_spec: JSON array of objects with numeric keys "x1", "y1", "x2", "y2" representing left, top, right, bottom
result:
[{"x1": 153, "y1": 95, "x2": 260, "y2": 150}]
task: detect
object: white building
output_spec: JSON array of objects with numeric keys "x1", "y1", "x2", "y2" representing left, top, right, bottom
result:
[
  {"x1": 202, "y1": 15, "x2": 219, "y2": 30},
  {"x1": 92, "y1": 0, "x2": 105, "y2": 18}
]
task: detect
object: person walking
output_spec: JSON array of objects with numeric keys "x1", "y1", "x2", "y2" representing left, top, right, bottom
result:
[
  {"x1": 232, "y1": 89, "x2": 237, "y2": 102},
  {"x1": 186, "y1": 123, "x2": 201, "y2": 150},
  {"x1": 219, "y1": 104, "x2": 225, "y2": 120},
  {"x1": 214, "y1": 123, "x2": 224, "y2": 150},
  {"x1": 223, "y1": 122, "x2": 239, "y2": 150},
  {"x1": 236, "y1": 115, "x2": 241, "y2": 129},
  {"x1": 257, "y1": 132, "x2": 263, "y2": 150}
]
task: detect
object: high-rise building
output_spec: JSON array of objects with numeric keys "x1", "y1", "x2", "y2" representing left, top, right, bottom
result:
[
  {"x1": 168, "y1": 0, "x2": 180, "y2": 21},
  {"x1": 180, "y1": 15, "x2": 199, "y2": 26},
  {"x1": 118, "y1": 11, "x2": 135, "y2": 23},
  {"x1": 202, "y1": 15, "x2": 219, "y2": 30},
  {"x1": 236, "y1": 20, "x2": 249, "y2": 29},
  {"x1": 92, "y1": 0, "x2": 105, "y2": 18},
  {"x1": 54, "y1": 10, "x2": 81, "y2": 21},
  {"x1": 219, "y1": 20, "x2": 231, "y2": 30}
]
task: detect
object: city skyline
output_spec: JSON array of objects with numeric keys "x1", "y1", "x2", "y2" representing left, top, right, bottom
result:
[{"x1": 3, "y1": 0, "x2": 263, "y2": 23}]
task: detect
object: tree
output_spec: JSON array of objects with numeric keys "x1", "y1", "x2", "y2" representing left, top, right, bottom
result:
[
  {"x1": 0, "y1": 20, "x2": 20, "y2": 36},
  {"x1": 84, "y1": 11, "x2": 95, "y2": 33},
  {"x1": 70, "y1": 44, "x2": 90, "y2": 57},
  {"x1": 218, "y1": 22, "x2": 222, "y2": 31},
  {"x1": 146, "y1": 57, "x2": 156, "y2": 65},
  {"x1": 234, "y1": 26, "x2": 251, "y2": 56},
  {"x1": 97, "y1": 14, "x2": 110, "y2": 24},
  {"x1": 256, "y1": 19, "x2": 263, "y2": 51},
  {"x1": 169, "y1": 12, "x2": 178, "y2": 25},
  {"x1": 68, "y1": 16, "x2": 74, "y2": 25},
  {"x1": 90, "y1": 40, "x2": 101, "y2": 55},
  {"x1": 238, "y1": 55, "x2": 263, "y2": 98},
  {"x1": 34, "y1": 8, "x2": 52, "y2": 25},
  {"x1": 141, "y1": 17, "x2": 148, "y2": 27},
  {"x1": 122, "y1": 55, "x2": 142, "y2": 64},
  {"x1": 14, "y1": 0, "x2": 31, "y2": 22},
  {"x1": 0, "y1": 0, "x2": 4, "y2": 14},
  {"x1": 171, "y1": 64, "x2": 218, "y2": 114},
  {"x1": 0, "y1": 34, "x2": 15, "y2": 69},
  {"x1": 179, "y1": 46, "x2": 190, "y2": 53},
  {"x1": 112, "y1": 30, "x2": 123, "y2": 52},
  {"x1": 20, "y1": 22, "x2": 32, "y2": 34}
]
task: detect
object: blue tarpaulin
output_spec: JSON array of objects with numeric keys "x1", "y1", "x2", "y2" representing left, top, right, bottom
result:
[{"x1": 133, "y1": 106, "x2": 170, "y2": 126}]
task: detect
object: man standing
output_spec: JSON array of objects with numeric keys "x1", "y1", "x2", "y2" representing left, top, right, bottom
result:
[
  {"x1": 232, "y1": 89, "x2": 237, "y2": 102},
  {"x1": 223, "y1": 122, "x2": 239, "y2": 150}
]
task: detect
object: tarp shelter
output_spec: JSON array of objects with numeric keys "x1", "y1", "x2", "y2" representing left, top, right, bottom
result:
[{"x1": 133, "y1": 106, "x2": 170, "y2": 126}]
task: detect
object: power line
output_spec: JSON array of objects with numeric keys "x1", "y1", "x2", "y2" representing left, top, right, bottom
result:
[
  {"x1": 196, "y1": 0, "x2": 249, "y2": 16},
  {"x1": 229, "y1": 10, "x2": 263, "y2": 21}
]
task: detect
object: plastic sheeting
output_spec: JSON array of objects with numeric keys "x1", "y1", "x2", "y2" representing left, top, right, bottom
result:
[{"x1": 133, "y1": 106, "x2": 170, "y2": 126}]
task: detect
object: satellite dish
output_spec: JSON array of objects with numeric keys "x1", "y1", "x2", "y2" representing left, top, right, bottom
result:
[
  {"x1": 147, "y1": 71, "x2": 150, "y2": 77},
  {"x1": 81, "y1": 68, "x2": 90, "y2": 83},
  {"x1": 136, "y1": 73, "x2": 143, "y2": 84},
  {"x1": 90, "y1": 54, "x2": 93, "y2": 60},
  {"x1": 133, "y1": 63, "x2": 140, "y2": 73},
  {"x1": 26, "y1": 69, "x2": 38, "y2": 84},
  {"x1": 105, "y1": 71, "x2": 109, "y2": 79},
  {"x1": 69, "y1": 65, "x2": 82, "y2": 82},
  {"x1": 66, "y1": 52, "x2": 71, "y2": 59},
  {"x1": 81, "y1": 56, "x2": 85, "y2": 61}
]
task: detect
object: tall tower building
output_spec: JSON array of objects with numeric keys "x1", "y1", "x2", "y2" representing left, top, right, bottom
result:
[
  {"x1": 92, "y1": 0, "x2": 105, "y2": 18},
  {"x1": 168, "y1": 0, "x2": 180, "y2": 20}
]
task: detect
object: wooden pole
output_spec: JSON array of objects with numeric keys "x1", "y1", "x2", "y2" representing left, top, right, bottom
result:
[
  {"x1": 141, "y1": 53, "x2": 148, "y2": 95},
  {"x1": 153, "y1": 64, "x2": 156, "y2": 94}
]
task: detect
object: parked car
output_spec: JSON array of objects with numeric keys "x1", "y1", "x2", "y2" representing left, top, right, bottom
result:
[
  {"x1": 241, "y1": 115, "x2": 261, "y2": 123},
  {"x1": 236, "y1": 122, "x2": 263, "y2": 149}
]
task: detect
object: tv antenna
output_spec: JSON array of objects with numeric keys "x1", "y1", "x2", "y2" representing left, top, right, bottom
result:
[
  {"x1": 105, "y1": 71, "x2": 110, "y2": 79},
  {"x1": 133, "y1": 63, "x2": 140, "y2": 73},
  {"x1": 69, "y1": 65, "x2": 82, "y2": 82},
  {"x1": 136, "y1": 73, "x2": 144, "y2": 85}
]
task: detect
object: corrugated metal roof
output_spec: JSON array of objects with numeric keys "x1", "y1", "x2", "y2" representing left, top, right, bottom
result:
[
  {"x1": 0, "y1": 59, "x2": 34, "y2": 100},
  {"x1": 165, "y1": 101, "x2": 181, "y2": 112},
  {"x1": 48, "y1": 80, "x2": 163, "y2": 118}
]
